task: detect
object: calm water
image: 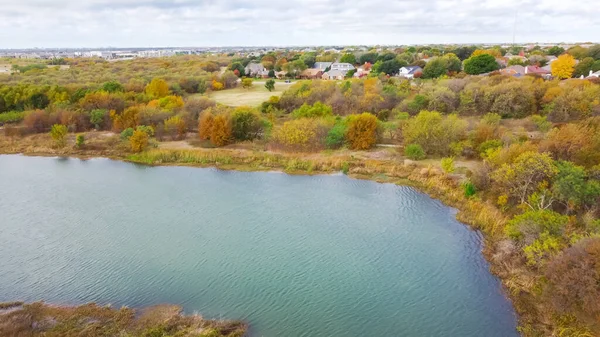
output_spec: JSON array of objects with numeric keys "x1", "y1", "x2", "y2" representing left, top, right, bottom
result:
[{"x1": 0, "y1": 155, "x2": 518, "y2": 337}]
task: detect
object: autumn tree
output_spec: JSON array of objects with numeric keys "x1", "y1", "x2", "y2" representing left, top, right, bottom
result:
[
  {"x1": 272, "y1": 118, "x2": 321, "y2": 151},
  {"x1": 241, "y1": 78, "x2": 253, "y2": 89},
  {"x1": 345, "y1": 113, "x2": 379, "y2": 150},
  {"x1": 50, "y1": 124, "x2": 68, "y2": 148},
  {"x1": 422, "y1": 57, "x2": 448, "y2": 79},
  {"x1": 210, "y1": 114, "x2": 232, "y2": 146},
  {"x1": 551, "y1": 54, "x2": 576, "y2": 79},
  {"x1": 145, "y1": 78, "x2": 170, "y2": 98},
  {"x1": 163, "y1": 115, "x2": 187, "y2": 140},
  {"x1": 231, "y1": 106, "x2": 263, "y2": 141},
  {"x1": 491, "y1": 151, "x2": 557, "y2": 204},
  {"x1": 129, "y1": 129, "x2": 149, "y2": 152},
  {"x1": 403, "y1": 111, "x2": 467, "y2": 155},
  {"x1": 198, "y1": 110, "x2": 214, "y2": 140}
]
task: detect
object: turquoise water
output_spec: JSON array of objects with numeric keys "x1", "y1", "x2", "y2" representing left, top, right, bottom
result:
[{"x1": 0, "y1": 155, "x2": 518, "y2": 337}]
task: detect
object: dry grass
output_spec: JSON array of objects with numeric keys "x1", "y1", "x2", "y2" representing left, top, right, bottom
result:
[{"x1": 205, "y1": 82, "x2": 290, "y2": 107}]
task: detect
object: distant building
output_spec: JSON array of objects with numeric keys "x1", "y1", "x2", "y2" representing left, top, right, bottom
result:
[
  {"x1": 322, "y1": 69, "x2": 347, "y2": 80},
  {"x1": 244, "y1": 62, "x2": 268, "y2": 77},
  {"x1": 398, "y1": 66, "x2": 422, "y2": 79},
  {"x1": 330, "y1": 62, "x2": 355, "y2": 71},
  {"x1": 587, "y1": 70, "x2": 600, "y2": 78}
]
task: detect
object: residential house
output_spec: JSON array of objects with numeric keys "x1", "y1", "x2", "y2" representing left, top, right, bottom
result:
[
  {"x1": 587, "y1": 70, "x2": 600, "y2": 78},
  {"x1": 353, "y1": 65, "x2": 370, "y2": 78},
  {"x1": 500, "y1": 65, "x2": 526, "y2": 76},
  {"x1": 500, "y1": 65, "x2": 551, "y2": 79},
  {"x1": 245, "y1": 62, "x2": 269, "y2": 77},
  {"x1": 313, "y1": 62, "x2": 332, "y2": 70},
  {"x1": 322, "y1": 69, "x2": 346, "y2": 80},
  {"x1": 330, "y1": 62, "x2": 355, "y2": 71},
  {"x1": 398, "y1": 66, "x2": 422, "y2": 79},
  {"x1": 300, "y1": 68, "x2": 323, "y2": 79},
  {"x1": 275, "y1": 71, "x2": 287, "y2": 79}
]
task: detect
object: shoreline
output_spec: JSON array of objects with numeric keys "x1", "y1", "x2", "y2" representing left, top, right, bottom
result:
[{"x1": 1, "y1": 148, "x2": 526, "y2": 333}]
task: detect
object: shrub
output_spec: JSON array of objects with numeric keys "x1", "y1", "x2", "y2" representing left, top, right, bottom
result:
[
  {"x1": 231, "y1": 106, "x2": 263, "y2": 141},
  {"x1": 272, "y1": 118, "x2": 321, "y2": 151},
  {"x1": 130, "y1": 129, "x2": 149, "y2": 152},
  {"x1": 325, "y1": 121, "x2": 347, "y2": 149},
  {"x1": 90, "y1": 109, "x2": 108, "y2": 130},
  {"x1": 0, "y1": 111, "x2": 25, "y2": 125},
  {"x1": 441, "y1": 157, "x2": 455, "y2": 173},
  {"x1": 482, "y1": 112, "x2": 502, "y2": 126},
  {"x1": 121, "y1": 128, "x2": 134, "y2": 140},
  {"x1": 291, "y1": 102, "x2": 333, "y2": 119},
  {"x1": 403, "y1": 110, "x2": 467, "y2": 155},
  {"x1": 405, "y1": 143, "x2": 426, "y2": 160},
  {"x1": 50, "y1": 124, "x2": 68, "y2": 147},
  {"x1": 477, "y1": 139, "x2": 503, "y2": 157},
  {"x1": 462, "y1": 181, "x2": 477, "y2": 197},
  {"x1": 210, "y1": 114, "x2": 232, "y2": 146},
  {"x1": 531, "y1": 115, "x2": 552, "y2": 132},
  {"x1": 346, "y1": 113, "x2": 379, "y2": 150},
  {"x1": 136, "y1": 125, "x2": 155, "y2": 137},
  {"x1": 163, "y1": 115, "x2": 187, "y2": 140},
  {"x1": 505, "y1": 209, "x2": 568, "y2": 245},
  {"x1": 75, "y1": 134, "x2": 85, "y2": 148},
  {"x1": 341, "y1": 162, "x2": 350, "y2": 175}
]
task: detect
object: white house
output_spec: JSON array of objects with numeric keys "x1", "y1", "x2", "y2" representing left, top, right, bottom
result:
[
  {"x1": 398, "y1": 66, "x2": 423, "y2": 79},
  {"x1": 313, "y1": 62, "x2": 333, "y2": 70},
  {"x1": 588, "y1": 70, "x2": 600, "y2": 78},
  {"x1": 244, "y1": 62, "x2": 268, "y2": 77},
  {"x1": 330, "y1": 62, "x2": 355, "y2": 71}
]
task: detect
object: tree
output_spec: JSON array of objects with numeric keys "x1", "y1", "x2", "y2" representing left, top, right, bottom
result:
[
  {"x1": 210, "y1": 114, "x2": 232, "y2": 146},
  {"x1": 405, "y1": 144, "x2": 426, "y2": 160},
  {"x1": 145, "y1": 78, "x2": 170, "y2": 98},
  {"x1": 29, "y1": 93, "x2": 50, "y2": 109},
  {"x1": 75, "y1": 134, "x2": 85, "y2": 148},
  {"x1": 346, "y1": 113, "x2": 379, "y2": 150},
  {"x1": 422, "y1": 57, "x2": 448, "y2": 78},
  {"x1": 359, "y1": 53, "x2": 379, "y2": 64},
  {"x1": 231, "y1": 106, "x2": 263, "y2": 141},
  {"x1": 50, "y1": 124, "x2": 68, "y2": 148},
  {"x1": 471, "y1": 49, "x2": 502, "y2": 58},
  {"x1": 547, "y1": 46, "x2": 565, "y2": 57},
  {"x1": 272, "y1": 118, "x2": 321, "y2": 151},
  {"x1": 492, "y1": 151, "x2": 558, "y2": 204},
  {"x1": 265, "y1": 79, "x2": 275, "y2": 92},
  {"x1": 378, "y1": 59, "x2": 404, "y2": 76},
  {"x1": 403, "y1": 111, "x2": 467, "y2": 155},
  {"x1": 198, "y1": 110, "x2": 214, "y2": 140},
  {"x1": 229, "y1": 62, "x2": 245, "y2": 77},
  {"x1": 567, "y1": 46, "x2": 589, "y2": 60},
  {"x1": 442, "y1": 53, "x2": 462, "y2": 73},
  {"x1": 552, "y1": 161, "x2": 600, "y2": 212},
  {"x1": 292, "y1": 102, "x2": 333, "y2": 119},
  {"x1": 587, "y1": 44, "x2": 600, "y2": 60},
  {"x1": 241, "y1": 78, "x2": 253, "y2": 89},
  {"x1": 163, "y1": 115, "x2": 187, "y2": 140},
  {"x1": 101, "y1": 81, "x2": 124, "y2": 93},
  {"x1": 129, "y1": 129, "x2": 149, "y2": 152},
  {"x1": 340, "y1": 53, "x2": 356, "y2": 64},
  {"x1": 463, "y1": 54, "x2": 499, "y2": 75},
  {"x1": 573, "y1": 57, "x2": 595, "y2": 78},
  {"x1": 551, "y1": 54, "x2": 576, "y2": 79},
  {"x1": 545, "y1": 238, "x2": 600, "y2": 316},
  {"x1": 90, "y1": 109, "x2": 107, "y2": 130}
]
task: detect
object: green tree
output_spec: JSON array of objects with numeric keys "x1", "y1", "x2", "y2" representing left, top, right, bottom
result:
[
  {"x1": 359, "y1": 53, "x2": 379, "y2": 64},
  {"x1": 241, "y1": 78, "x2": 253, "y2": 89},
  {"x1": 29, "y1": 93, "x2": 50, "y2": 109},
  {"x1": 50, "y1": 124, "x2": 68, "y2": 148},
  {"x1": 463, "y1": 54, "x2": 499, "y2": 75},
  {"x1": 229, "y1": 62, "x2": 245, "y2": 76},
  {"x1": 405, "y1": 144, "x2": 426, "y2": 160},
  {"x1": 265, "y1": 79, "x2": 275, "y2": 92},
  {"x1": 552, "y1": 161, "x2": 600, "y2": 213},
  {"x1": 325, "y1": 121, "x2": 347, "y2": 149},
  {"x1": 403, "y1": 111, "x2": 467, "y2": 155},
  {"x1": 378, "y1": 59, "x2": 404, "y2": 76},
  {"x1": 573, "y1": 57, "x2": 595, "y2": 77},
  {"x1": 75, "y1": 134, "x2": 85, "y2": 148},
  {"x1": 231, "y1": 106, "x2": 263, "y2": 141},
  {"x1": 101, "y1": 81, "x2": 124, "y2": 93},
  {"x1": 422, "y1": 57, "x2": 448, "y2": 78},
  {"x1": 292, "y1": 102, "x2": 333, "y2": 119},
  {"x1": 547, "y1": 46, "x2": 565, "y2": 57},
  {"x1": 442, "y1": 53, "x2": 462, "y2": 73},
  {"x1": 340, "y1": 53, "x2": 357, "y2": 64}
]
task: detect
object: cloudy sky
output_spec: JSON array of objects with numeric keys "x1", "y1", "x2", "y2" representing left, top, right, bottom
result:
[{"x1": 0, "y1": 0, "x2": 598, "y2": 48}]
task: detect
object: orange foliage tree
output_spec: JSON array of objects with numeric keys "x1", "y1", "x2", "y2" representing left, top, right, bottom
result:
[
  {"x1": 346, "y1": 113, "x2": 379, "y2": 150},
  {"x1": 210, "y1": 114, "x2": 232, "y2": 146}
]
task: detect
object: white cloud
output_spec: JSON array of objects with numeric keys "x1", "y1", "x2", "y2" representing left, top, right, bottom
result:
[{"x1": 0, "y1": 0, "x2": 598, "y2": 48}]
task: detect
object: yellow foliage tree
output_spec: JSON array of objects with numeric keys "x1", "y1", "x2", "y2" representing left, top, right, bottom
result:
[
  {"x1": 211, "y1": 80, "x2": 224, "y2": 91},
  {"x1": 210, "y1": 114, "x2": 232, "y2": 146},
  {"x1": 472, "y1": 49, "x2": 502, "y2": 58},
  {"x1": 272, "y1": 118, "x2": 319, "y2": 151},
  {"x1": 551, "y1": 54, "x2": 576, "y2": 79},
  {"x1": 145, "y1": 78, "x2": 170, "y2": 98},
  {"x1": 198, "y1": 110, "x2": 214, "y2": 140},
  {"x1": 163, "y1": 115, "x2": 187, "y2": 140},
  {"x1": 129, "y1": 129, "x2": 149, "y2": 152},
  {"x1": 346, "y1": 113, "x2": 379, "y2": 150}
]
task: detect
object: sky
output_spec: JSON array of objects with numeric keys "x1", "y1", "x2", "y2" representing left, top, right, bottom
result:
[{"x1": 0, "y1": 0, "x2": 598, "y2": 48}]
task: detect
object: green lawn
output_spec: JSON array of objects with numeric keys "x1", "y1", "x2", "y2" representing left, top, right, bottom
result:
[{"x1": 206, "y1": 82, "x2": 292, "y2": 107}]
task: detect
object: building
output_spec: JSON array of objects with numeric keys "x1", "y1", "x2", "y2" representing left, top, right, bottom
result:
[
  {"x1": 587, "y1": 70, "x2": 600, "y2": 78},
  {"x1": 300, "y1": 69, "x2": 323, "y2": 79},
  {"x1": 244, "y1": 62, "x2": 269, "y2": 77},
  {"x1": 313, "y1": 62, "x2": 332, "y2": 70},
  {"x1": 330, "y1": 62, "x2": 355, "y2": 71},
  {"x1": 322, "y1": 69, "x2": 346, "y2": 80},
  {"x1": 398, "y1": 66, "x2": 422, "y2": 79}
]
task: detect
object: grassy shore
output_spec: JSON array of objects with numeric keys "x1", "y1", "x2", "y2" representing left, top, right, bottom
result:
[
  {"x1": 0, "y1": 131, "x2": 575, "y2": 336},
  {"x1": 0, "y1": 301, "x2": 246, "y2": 337}
]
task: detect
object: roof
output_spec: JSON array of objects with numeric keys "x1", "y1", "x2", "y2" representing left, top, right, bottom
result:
[
  {"x1": 500, "y1": 65, "x2": 525, "y2": 76},
  {"x1": 324, "y1": 69, "x2": 347, "y2": 77},
  {"x1": 245, "y1": 62, "x2": 264, "y2": 71},
  {"x1": 314, "y1": 62, "x2": 332, "y2": 70},
  {"x1": 301, "y1": 69, "x2": 322, "y2": 76},
  {"x1": 525, "y1": 65, "x2": 550, "y2": 74},
  {"x1": 400, "y1": 66, "x2": 422, "y2": 74},
  {"x1": 330, "y1": 62, "x2": 355, "y2": 70}
]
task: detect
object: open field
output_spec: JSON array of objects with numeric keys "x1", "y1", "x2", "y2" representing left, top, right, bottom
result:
[{"x1": 206, "y1": 82, "x2": 292, "y2": 107}]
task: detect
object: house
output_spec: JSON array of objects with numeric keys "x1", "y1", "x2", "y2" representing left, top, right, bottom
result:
[
  {"x1": 244, "y1": 62, "x2": 269, "y2": 77},
  {"x1": 353, "y1": 67, "x2": 370, "y2": 78},
  {"x1": 587, "y1": 70, "x2": 600, "y2": 78},
  {"x1": 500, "y1": 65, "x2": 526, "y2": 76},
  {"x1": 525, "y1": 65, "x2": 550, "y2": 76},
  {"x1": 313, "y1": 62, "x2": 332, "y2": 70},
  {"x1": 322, "y1": 69, "x2": 347, "y2": 80},
  {"x1": 275, "y1": 71, "x2": 287, "y2": 79},
  {"x1": 300, "y1": 69, "x2": 323, "y2": 79},
  {"x1": 398, "y1": 66, "x2": 422, "y2": 79},
  {"x1": 330, "y1": 62, "x2": 355, "y2": 71}
]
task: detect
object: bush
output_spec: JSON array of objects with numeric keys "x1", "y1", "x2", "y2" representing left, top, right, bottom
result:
[
  {"x1": 403, "y1": 110, "x2": 467, "y2": 155},
  {"x1": 441, "y1": 157, "x2": 455, "y2": 173},
  {"x1": 231, "y1": 106, "x2": 263, "y2": 141},
  {"x1": 291, "y1": 102, "x2": 333, "y2": 119},
  {"x1": 462, "y1": 181, "x2": 477, "y2": 197},
  {"x1": 531, "y1": 115, "x2": 552, "y2": 132},
  {"x1": 346, "y1": 113, "x2": 379, "y2": 150},
  {"x1": 0, "y1": 111, "x2": 25, "y2": 125},
  {"x1": 50, "y1": 124, "x2": 68, "y2": 148},
  {"x1": 75, "y1": 134, "x2": 85, "y2": 148},
  {"x1": 120, "y1": 128, "x2": 134, "y2": 140},
  {"x1": 163, "y1": 115, "x2": 186, "y2": 140},
  {"x1": 272, "y1": 118, "x2": 322, "y2": 151},
  {"x1": 90, "y1": 109, "x2": 108, "y2": 130},
  {"x1": 130, "y1": 129, "x2": 149, "y2": 152},
  {"x1": 405, "y1": 143, "x2": 426, "y2": 160},
  {"x1": 325, "y1": 121, "x2": 347, "y2": 149}
]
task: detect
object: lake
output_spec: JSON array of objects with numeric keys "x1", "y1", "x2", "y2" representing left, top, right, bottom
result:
[{"x1": 0, "y1": 155, "x2": 518, "y2": 337}]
